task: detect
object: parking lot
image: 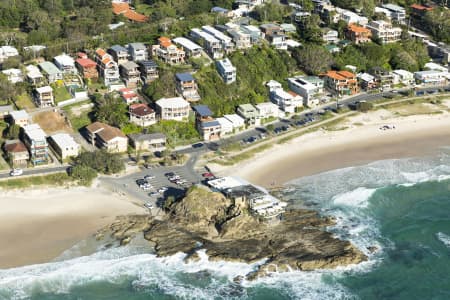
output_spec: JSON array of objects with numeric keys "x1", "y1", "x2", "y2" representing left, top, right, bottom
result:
[{"x1": 101, "y1": 162, "x2": 204, "y2": 213}]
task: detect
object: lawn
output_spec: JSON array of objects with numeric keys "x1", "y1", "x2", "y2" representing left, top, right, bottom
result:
[
  {"x1": 67, "y1": 110, "x2": 93, "y2": 131},
  {"x1": 0, "y1": 173, "x2": 75, "y2": 189},
  {"x1": 15, "y1": 93, "x2": 35, "y2": 110},
  {"x1": 53, "y1": 86, "x2": 72, "y2": 104}
]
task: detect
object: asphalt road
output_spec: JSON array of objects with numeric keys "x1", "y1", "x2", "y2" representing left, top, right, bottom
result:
[{"x1": 0, "y1": 165, "x2": 69, "y2": 180}]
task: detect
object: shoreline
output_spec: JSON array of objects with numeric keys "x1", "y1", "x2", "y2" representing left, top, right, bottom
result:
[
  {"x1": 215, "y1": 108, "x2": 450, "y2": 187},
  {"x1": 0, "y1": 182, "x2": 146, "y2": 269}
]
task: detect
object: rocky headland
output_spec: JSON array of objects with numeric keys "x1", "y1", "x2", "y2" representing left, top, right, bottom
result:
[{"x1": 96, "y1": 186, "x2": 367, "y2": 280}]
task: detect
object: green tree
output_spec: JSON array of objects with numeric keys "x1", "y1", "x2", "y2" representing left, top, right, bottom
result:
[
  {"x1": 5, "y1": 124, "x2": 20, "y2": 140},
  {"x1": 94, "y1": 93, "x2": 128, "y2": 128},
  {"x1": 70, "y1": 164, "x2": 97, "y2": 186},
  {"x1": 292, "y1": 44, "x2": 334, "y2": 75}
]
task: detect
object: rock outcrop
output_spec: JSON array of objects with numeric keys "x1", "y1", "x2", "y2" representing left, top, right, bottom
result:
[{"x1": 99, "y1": 186, "x2": 367, "y2": 280}]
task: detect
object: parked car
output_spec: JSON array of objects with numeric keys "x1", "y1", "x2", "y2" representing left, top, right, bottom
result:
[
  {"x1": 165, "y1": 172, "x2": 175, "y2": 177},
  {"x1": 144, "y1": 203, "x2": 153, "y2": 209},
  {"x1": 192, "y1": 142, "x2": 204, "y2": 149},
  {"x1": 144, "y1": 174, "x2": 155, "y2": 180},
  {"x1": 202, "y1": 172, "x2": 215, "y2": 178},
  {"x1": 158, "y1": 187, "x2": 168, "y2": 193},
  {"x1": 9, "y1": 169, "x2": 23, "y2": 176}
]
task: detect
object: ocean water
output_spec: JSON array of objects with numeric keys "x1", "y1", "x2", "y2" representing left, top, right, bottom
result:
[{"x1": 2, "y1": 153, "x2": 450, "y2": 299}]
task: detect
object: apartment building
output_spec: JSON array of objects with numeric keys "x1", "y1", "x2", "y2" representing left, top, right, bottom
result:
[
  {"x1": 155, "y1": 97, "x2": 190, "y2": 121},
  {"x1": 193, "y1": 105, "x2": 221, "y2": 141},
  {"x1": 75, "y1": 58, "x2": 98, "y2": 79},
  {"x1": 288, "y1": 76, "x2": 324, "y2": 106},
  {"x1": 33, "y1": 86, "x2": 54, "y2": 107},
  {"x1": 270, "y1": 88, "x2": 303, "y2": 113},
  {"x1": 172, "y1": 37, "x2": 202, "y2": 58},
  {"x1": 175, "y1": 73, "x2": 201, "y2": 102},
  {"x1": 48, "y1": 133, "x2": 80, "y2": 160},
  {"x1": 108, "y1": 45, "x2": 129, "y2": 65},
  {"x1": 381, "y1": 4, "x2": 406, "y2": 24},
  {"x1": 202, "y1": 25, "x2": 235, "y2": 53},
  {"x1": 22, "y1": 123, "x2": 48, "y2": 165},
  {"x1": 236, "y1": 104, "x2": 260, "y2": 126},
  {"x1": 227, "y1": 28, "x2": 252, "y2": 49},
  {"x1": 95, "y1": 48, "x2": 121, "y2": 86},
  {"x1": 216, "y1": 58, "x2": 236, "y2": 84},
  {"x1": 190, "y1": 28, "x2": 224, "y2": 59},
  {"x1": 152, "y1": 37, "x2": 185, "y2": 65},
  {"x1": 366, "y1": 20, "x2": 402, "y2": 44},
  {"x1": 129, "y1": 103, "x2": 156, "y2": 127},
  {"x1": 345, "y1": 24, "x2": 372, "y2": 44},
  {"x1": 128, "y1": 43, "x2": 148, "y2": 62},
  {"x1": 323, "y1": 70, "x2": 359, "y2": 96},
  {"x1": 120, "y1": 61, "x2": 141, "y2": 88},
  {"x1": 138, "y1": 60, "x2": 159, "y2": 84}
]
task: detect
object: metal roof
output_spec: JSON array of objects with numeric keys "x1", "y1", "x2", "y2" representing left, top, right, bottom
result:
[
  {"x1": 110, "y1": 45, "x2": 128, "y2": 53},
  {"x1": 175, "y1": 73, "x2": 194, "y2": 82},
  {"x1": 138, "y1": 60, "x2": 158, "y2": 69},
  {"x1": 193, "y1": 105, "x2": 213, "y2": 117},
  {"x1": 38, "y1": 61, "x2": 61, "y2": 75}
]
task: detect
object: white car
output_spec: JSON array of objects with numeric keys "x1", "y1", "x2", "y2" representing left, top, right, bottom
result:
[
  {"x1": 9, "y1": 169, "x2": 23, "y2": 176},
  {"x1": 158, "y1": 187, "x2": 168, "y2": 193},
  {"x1": 144, "y1": 203, "x2": 153, "y2": 209}
]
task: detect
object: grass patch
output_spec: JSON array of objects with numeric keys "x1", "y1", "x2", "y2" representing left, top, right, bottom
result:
[
  {"x1": 15, "y1": 93, "x2": 35, "y2": 110},
  {"x1": 0, "y1": 172, "x2": 75, "y2": 189},
  {"x1": 212, "y1": 144, "x2": 273, "y2": 165},
  {"x1": 67, "y1": 110, "x2": 93, "y2": 131},
  {"x1": 53, "y1": 86, "x2": 72, "y2": 104}
]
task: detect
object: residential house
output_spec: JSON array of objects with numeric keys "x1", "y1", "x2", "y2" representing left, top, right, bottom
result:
[
  {"x1": 227, "y1": 28, "x2": 252, "y2": 49},
  {"x1": 288, "y1": 76, "x2": 324, "y2": 106},
  {"x1": 323, "y1": 70, "x2": 359, "y2": 96},
  {"x1": 237, "y1": 104, "x2": 260, "y2": 126},
  {"x1": 108, "y1": 45, "x2": 129, "y2": 65},
  {"x1": 193, "y1": 105, "x2": 221, "y2": 141},
  {"x1": 3, "y1": 140, "x2": 29, "y2": 167},
  {"x1": 128, "y1": 43, "x2": 148, "y2": 62},
  {"x1": 175, "y1": 73, "x2": 201, "y2": 102},
  {"x1": 0, "y1": 46, "x2": 19, "y2": 63},
  {"x1": 280, "y1": 23, "x2": 297, "y2": 33},
  {"x1": 424, "y1": 62, "x2": 448, "y2": 72},
  {"x1": 202, "y1": 25, "x2": 235, "y2": 53},
  {"x1": 260, "y1": 23, "x2": 287, "y2": 50},
  {"x1": 336, "y1": 8, "x2": 368, "y2": 25},
  {"x1": 381, "y1": 4, "x2": 406, "y2": 24},
  {"x1": 25, "y1": 65, "x2": 45, "y2": 86},
  {"x1": 54, "y1": 54, "x2": 77, "y2": 74},
  {"x1": 270, "y1": 87, "x2": 303, "y2": 112},
  {"x1": 392, "y1": 69, "x2": 414, "y2": 85},
  {"x1": 366, "y1": 20, "x2": 402, "y2": 44},
  {"x1": 240, "y1": 25, "x2": 263, "y2": 44},
  {"x1": 216, "y1": 58, "x2": 236, "y2": 84},
  {"x1": 216, "y1": 117, "x2": 234, "y2": 135},
  {"x1": 172, "y1": 37, "x2": 202, "y2": 58},
  {"x1": 120, "y1": 61, "x2": 141, "y2": 88},
  {"x1": 256, "y1": 102, "x2": 279, "y2": 119},
  {"x1": 155, "y1": 97, "x2": 190, "y2": 121},
  {"x1": 266, "y1": 80, "x2": 283, "y2": 91},
  {"x1": 119, "y1": 87, "x2": 139, "y2": 104},
  {"x1": 414, "y1": 70, "x2": 448, "y2": 85},
  {"x1": 138, "y1": 60, "x2": 159, "y2": 84},
  {"x1": 129, "y1": 103, "x2": 156, "y2": 127},
  {"x1": 22, "y1": 123, "x2": 48, "y2": 165},
  {"x1": 2, "y1": 68, "x2": 23, "y2": 84},
  {"x1": 9, "y1": 110, "x2": 31, "y2": 127},
  {"x1": 112, "y1": 2, "x2": 149, "y2": 22},
  {"x1": 357, "y1": 72, "x2": 377, "y2": 90},
  {"x1": 345, "y1": 24, "x2": 372, "y2": 44},
  {"x1": 38, "y1": 61, "x2": 63, "y2": 83},
  {"x1": 190, "y1": 28, "x2": 224, "y2": 59},
  {"x1": 322, "y1": 29, "x2": 339, "y2": 44},
  {"x1": 95, "y1": 48, "x2": 121, "y2": 87},
  {"x1": 128, "y1": 133, "x2": 167, "y2": 152},
  {"x1": 152, "y1": 37, "x2": 185, "y2": 65},
  {"x1": 33, "y1": 86, "x2": 54, "y2": 107},
  {"x1": 75, "y1": 58, "x2": 98, "y2": 79},
  {"x1": 85, "y1": 121, "x2": 128, "y2": 153},
  {"x1": 369, "y1": 67, "x2": 395, "y2": 89},
  {"x1": 410, "y1": 4, "x2": 433, "y2": 17},
  {"x1": 48, "y1": 133, "x2": 80, "y2": 160},
  {"x1": 224, "y1": 114, "x2": 245, "y2": 131}
]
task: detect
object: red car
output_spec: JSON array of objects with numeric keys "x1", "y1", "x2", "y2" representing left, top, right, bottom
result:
[{"x1": 202, "y1": 172, "x2": 215, "y2": 178}]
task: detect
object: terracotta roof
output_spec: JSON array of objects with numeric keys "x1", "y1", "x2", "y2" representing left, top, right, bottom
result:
[
  {"x1": 4, "y1": 140, "x2": 27, "y2": 153},
  {"x1": 410, "y1": 4, "x2": 433, "y2": 10},
  {"x1": 96, "y1": 48, "x2": 107, "y2": 57},
  {"x1": 158, "y1": 37, "x2": 173, "y2": 48},
  {"x1": 112, "y1": 3, "x2": 149, "y2": 23},
  {"x1": 287, "y1": 91, "x2": 299, "y2": 97},
  {"x1": 129, "y1": 103, "x2": 154, "y2": 116},
  {"x1": 102, "y1": 57, "x2": 112, "y2": 65},
  {"x1": 324, "y1": 70, "x2": 356, "y2": 80},
  {"x1": 348, "y1": 24, "x2": 371, "y2": 33},
  {"x1": 76, "y1": 58, "x2": 96, "y2": 68}
]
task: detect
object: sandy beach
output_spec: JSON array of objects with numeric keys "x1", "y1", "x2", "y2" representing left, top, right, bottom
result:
[
  {"x1": 216, "y1": 107, "x2": 450, "y2": 187},
  {"x1": 0, "y1": 182, "x2": 146, "y2": 268}
]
